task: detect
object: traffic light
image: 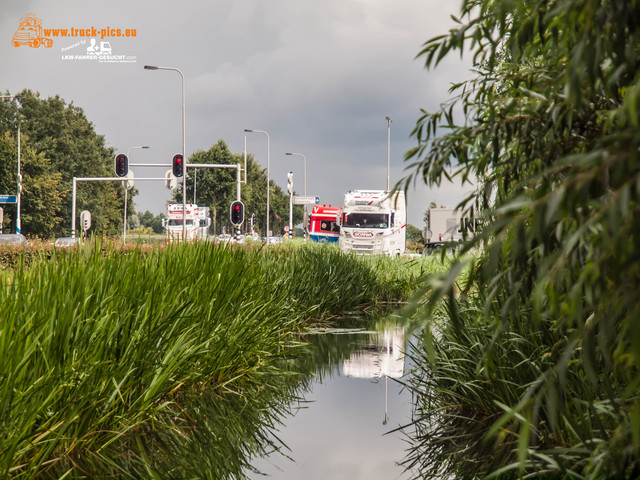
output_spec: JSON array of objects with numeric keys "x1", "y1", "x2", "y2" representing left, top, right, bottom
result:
[
  {"x1": 172, "y1": 153, "x2": 184, "y2": 177},
  {"x1": 230, "y1": 200, "x2": 245, "y2": 226},
  {"x1": 114, "y1": 153, "x2": 128, "y2": 177},
  {"x1": 287, "y1": 171, "x2": 293, "y2": 195}
]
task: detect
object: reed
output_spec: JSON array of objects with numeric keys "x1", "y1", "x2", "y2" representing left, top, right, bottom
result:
[
  {"x1": 0, "y1": 241, "x2": 416, "y2": 478},
  {"x1": 401, "y1": 253, "x2": 638, "y2": 479}
]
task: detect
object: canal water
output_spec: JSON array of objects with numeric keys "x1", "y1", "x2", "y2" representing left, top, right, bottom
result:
[{"x1": 247, "y1": 325, "x2": 415, "y2": 480}]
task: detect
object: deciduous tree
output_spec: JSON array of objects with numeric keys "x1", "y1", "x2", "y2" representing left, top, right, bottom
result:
[
  {"x1": 177, "y1": 140, "x2": 302, "y2": 236},
  {"x1": 0, "y1": 90, "x2": 124, "y2": 237}
]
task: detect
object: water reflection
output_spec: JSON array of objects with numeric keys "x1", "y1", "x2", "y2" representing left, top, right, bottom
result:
[
  {"x1": 53, "y1": 325, "x2": 411, "y2": 479},
  {"x1": 248, "y1": 324, "x2": 413, "y2": 480},
  {"x1": 129, "y1": 371, "x2": 309, "y2": 480},
  {"x1": 342, "y1": 327, "x2": 405, "y2": 379}
]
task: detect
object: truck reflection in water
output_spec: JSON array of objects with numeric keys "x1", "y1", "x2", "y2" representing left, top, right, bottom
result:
[
  {"x1": 341, "y1": 327, "x2": 405, "y2": 379},
  {"x1": 247, "y1": 325, "x2": 413, "y2": 479},
  {"x1": 341, "y1": 327, "x2": 405, "y2": 425}
]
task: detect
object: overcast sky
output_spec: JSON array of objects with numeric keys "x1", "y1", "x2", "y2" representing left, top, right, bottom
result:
[{"x1": 1, "y1": 0, "x2": 472, "y2": 228}]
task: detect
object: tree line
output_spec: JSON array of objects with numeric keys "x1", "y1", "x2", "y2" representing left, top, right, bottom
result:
[
  {"x1": 0, "y1": 90, "x2": 301, "y2": 238},
  {"x1": 173, "y1": 139, "x2": 303, "y2": 237},
  {"x1": 0, "y1": 90, "x2": 123, "y2": 238}
]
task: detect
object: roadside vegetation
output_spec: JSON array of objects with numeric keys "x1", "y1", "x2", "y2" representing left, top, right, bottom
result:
[
  {"x1": 0, "y1": 241, "x2": 421, "y2": 478},
  {"x1": 401, "y1": 1, "x2": 640, "y2": 478}
]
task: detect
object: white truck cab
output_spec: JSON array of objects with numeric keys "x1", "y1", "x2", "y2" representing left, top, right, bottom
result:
[
  {"x1": 338, "y1": 190, "x2": 406, "y2": 256},
  {"x1": 164, "y1": 203, "x2": 203, "y2": 242}
]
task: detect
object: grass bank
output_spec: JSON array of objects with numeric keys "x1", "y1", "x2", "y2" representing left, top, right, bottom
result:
[{"x1": 0, "y1": 241, "x2": 421, "y2": 478}]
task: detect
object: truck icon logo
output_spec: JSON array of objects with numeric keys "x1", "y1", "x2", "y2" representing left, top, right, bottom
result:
[
  {"x1": 86, "y1": 38, "x2": 112, "y2": 56},
  {"x1": 12, "y1": 13, "x2": 52, "y2": 48}
]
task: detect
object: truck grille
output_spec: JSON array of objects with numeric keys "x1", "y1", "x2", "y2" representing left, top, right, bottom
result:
[{"x1": 352, "y1": 243, "x2": 375, "y2": 254}]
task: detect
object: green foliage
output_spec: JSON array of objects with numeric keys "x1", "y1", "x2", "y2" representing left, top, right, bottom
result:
[
  {"x1": 402, "y1": 0, "x2": 640, "y2": 478},
  {"x1": 137, "y1": 210, "x2": 165, "y2": 234},
  {"x1": 406, "y1": 224, "x2": 424, "y2": 244},
  {"x1": 0, "y1": 131, "x2": 64, "y2": 237},
  {"x1": 0, "y1": 90, "x2": 124, "y2": 237}
]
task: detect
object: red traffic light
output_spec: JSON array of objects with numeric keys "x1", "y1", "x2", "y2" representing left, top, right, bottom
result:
[
  {"x1": 114, "y1": 153, "x2": 128, "y2": 177},
  {"x1": 230, "y1": 200, "x2": 245, "y2": 225},
  {"x1": 172, "y1": 153, "x2": 184, "y2": 177}
]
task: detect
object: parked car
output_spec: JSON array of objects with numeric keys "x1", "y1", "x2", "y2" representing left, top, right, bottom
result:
[
  {"x1": 422, "y1": 241, "x2": 449, "y2": 256},
  {"x1": 54, "y1": 237, "x2": 82, "y2": 248},
  {"x1": 215, "y1": 234, "x2": 233, "y2": 245},
  {"x1": 264, "y1": 236, "x2": 282, "y2": 245},
  {"x1": 0, "y1": 233, "x2": 28, "y2": 246}
]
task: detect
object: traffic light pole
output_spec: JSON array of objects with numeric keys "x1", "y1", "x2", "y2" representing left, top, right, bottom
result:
[
  {"x1": 71, "y1": 164, "x2": 242, "y2": 240},
  {"x1": 287, "y1": 172, "x2": 293, "y2": 239},
  {"x1": 71, "y1": 176, "x2": 168, "y2": 239},
  {"x1": 182, "y1": 162, "x2": 241, "y2": 199},
  {"x1": 183, "y1": 162, "x2": 242, "y2": 235},
  {"x1": 288, "y1": 191, "x2": 293, "y2": 238}
]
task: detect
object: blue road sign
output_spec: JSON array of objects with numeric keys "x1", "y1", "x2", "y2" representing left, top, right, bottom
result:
[{"x1": 0, "y1": 195, "x2": 17, "y2": 204}]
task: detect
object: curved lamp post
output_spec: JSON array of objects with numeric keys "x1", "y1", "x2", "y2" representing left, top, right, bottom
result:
[
  {"x1": 386, "y1": 116, "x2": 391, "y2": 192},
  {"x1": 244, "y1": 129, "x2": 270, "y2": 244},
  {"x1": 144, "y1": 65, "x2": 187, "y2": 240}
]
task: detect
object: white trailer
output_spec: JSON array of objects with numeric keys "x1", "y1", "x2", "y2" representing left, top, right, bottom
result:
[
  {"x1": 164, "y1": 203, "x2": 201, "y2": 242},
  {"x1": 424, "y1": 207, "x2": 477, "y2": 242},
  {"x1": 196, "y1": 206, "x2": 211, "y2": 239},
  {"x1": 338, "y1": 190, "x2": 406, "y2": 256}
]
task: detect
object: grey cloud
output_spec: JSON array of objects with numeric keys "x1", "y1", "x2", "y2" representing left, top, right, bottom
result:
[{"x1": 2, "y1": 0, "x2": 472, "y2": 226}]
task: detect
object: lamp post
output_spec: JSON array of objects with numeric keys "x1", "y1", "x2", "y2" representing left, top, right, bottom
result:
[
  {"x1": 386, "y1": 116, "x2": 391, "y2": 192},
  {"x1": 1, "y1": 94, "x2": 26, "y2": 234},
  {"x1": 16, "y1": 119, "x2": 21, "y2": 235},
  {"x1": 123, "y1": 145, "x2": 150, "y2": 243},
  {"x1": 285, "y1": 152, "x2": 307, "y2": 239},
  {"x1": 144, "y1": 65, "x2": 187, "y2": 240},
  {"x1": 244, "y1": 129, "x2": 270, "y2": 244}
]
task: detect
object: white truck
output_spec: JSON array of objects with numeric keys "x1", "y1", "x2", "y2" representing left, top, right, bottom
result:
[
  {"x1": 164, "y1": 203, "x2": 210, "y2": 242},
  {"x1": 338, "y1": 190, "x2": 406, "y2": 256},
  {"x1": 424, "y1": 207, "x2": 477, "y2": 243},
  {"x1": 197, "y1": 207, "x2": 211, "y2": 239}
]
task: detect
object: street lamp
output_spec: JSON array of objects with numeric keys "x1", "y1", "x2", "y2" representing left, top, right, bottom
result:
[
  {"x1": 286, "y1": 152, "x2": 307, "y2": 239},
  {"x1": 144, "y1": 65, "x2": 187, "y2": 240},
  {"x1": 245, "y1": 129, "x2": 270, "y2": 244},
  {"x1": 386, "y1": 116, "x2": 391, "y2": 192},
  {"x1": 123, "y1": 145, "x2": 150, "y2": 243},
  {"x1": 1, "y1": 94, "x2": 26, "y2": 234}
]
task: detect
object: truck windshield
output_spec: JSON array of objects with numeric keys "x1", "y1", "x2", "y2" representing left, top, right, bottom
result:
[
  {"x1": 314, "y1": 219, "x2": 340, "y2": 233},
  {"x1": 343, "y1": 213, "x2": 389, "y2": 228},
  {"x1": 168, "y1": 219, "x2": 194, "y2": 226}
]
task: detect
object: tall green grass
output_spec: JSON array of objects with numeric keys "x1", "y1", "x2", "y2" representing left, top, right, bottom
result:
[
  {"x1": 401, "y1": 251, "x2": 639, "y2": 479},
  {"x1": 0, "y1": 241, "x2": 416, "y2": 478}
]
